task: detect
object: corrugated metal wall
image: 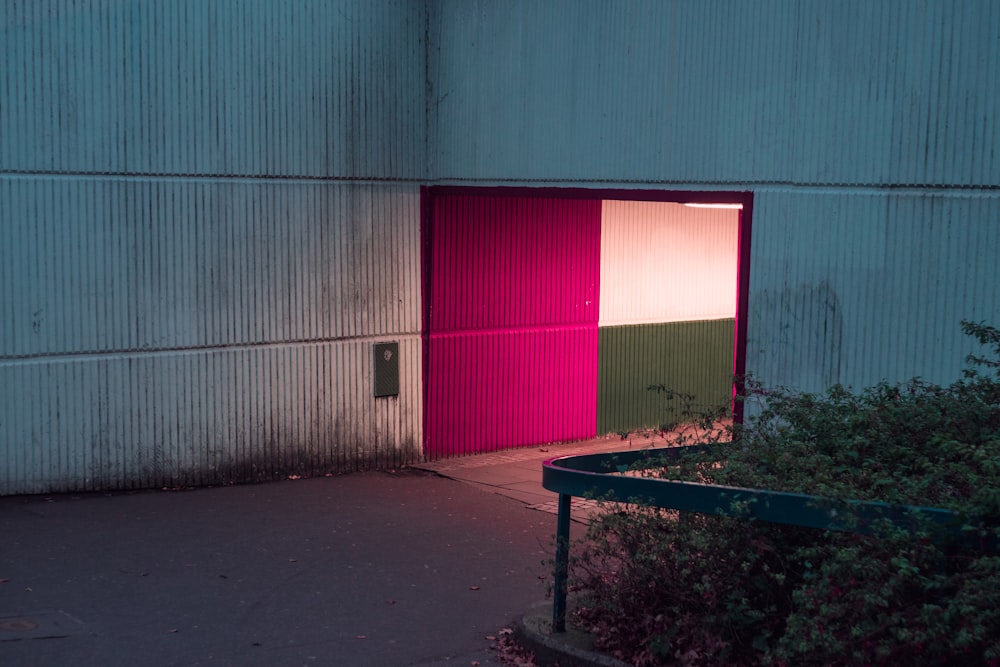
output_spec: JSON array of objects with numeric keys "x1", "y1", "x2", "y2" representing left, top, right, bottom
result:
[
  {"x1": 597, "y1": 201, "x2": 738, "y2": 432},
  {"x1": 598, "y1": 320, "x2": 735, "y2": 434},
  {"x1": 5, "y1": 0, "x2": 1000, "y2": 491},
  {"x1": 748, "y1": 189, "x2": 1000, "y2": 391},
  {"x1": 429, "y1": 0, "x2": 1000, "y2": 395},
  {"x1": 1, "y1": 1, "x2": 427, "y2": 494},
  {"x1": 0, "y1": 179, "x2": 421, "y2": 356},
  {"x1": 424, "y1": 195, "x2": 601, "y2": 456},
  {"x1": 0, "y1": 177, "x2": 424, "y2": 494},
  {"x1": 599, "y1": 201, "x2": 738, "y2": 326},
  {"x1": 430, "y1": 0, "x2": 1000, "y2": 186},
  {"x1": 423, "y1": 194, "x2": 740, "y2": 445},
  {"x1": 0, "y1": 0, "x2": 425, "y2": 178},
  {"x1": 1, "y1": 341, "x2": 421, "y2": 492}
]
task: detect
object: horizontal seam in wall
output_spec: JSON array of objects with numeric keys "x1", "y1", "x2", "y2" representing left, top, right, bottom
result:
[
  {"x1": 0, "y1": 333, "x2": 422, "y2": 366},
  {"x1": 428, "y1": 324, "x2": 597, "y2": 337},
  {"x1": 4, "y1": 171, "x2": 1000, "y2": 194},
  {"x1": 0, "y1": 170, "x2": 424, "y2": 185},
  {"x1": 426, "y1": 177, "x2": 1000, "y2": 195},
  {"x1": 598, "y1": 318, "x2": 736, "y2": 329},
  {"x1": 5, "y1": 172, "x2": 999, "y2": 195}
]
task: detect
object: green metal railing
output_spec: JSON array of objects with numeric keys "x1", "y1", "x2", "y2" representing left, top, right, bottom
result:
[{"x1": 542, "y1": 445, "x2": 986, "y2": 633}]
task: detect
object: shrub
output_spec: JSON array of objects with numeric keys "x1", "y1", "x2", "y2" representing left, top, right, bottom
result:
[{"x1": 571, "y1": 321, "x2": 1000, "y2": 666}]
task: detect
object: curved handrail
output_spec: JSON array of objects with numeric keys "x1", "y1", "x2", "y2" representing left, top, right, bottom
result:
[
  {"x1": 543, "y1": 446, "x2": 963, "y2": 535},
  {"x1": 541, "y1": 445, "x2": 984, "y2": 633}
]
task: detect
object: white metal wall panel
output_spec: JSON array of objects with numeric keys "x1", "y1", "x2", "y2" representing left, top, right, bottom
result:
[
  {"x1": 747, "y1": 189, "x2": 1000, "y2": 393},
  {"x1": 5, "y1": 0, "x2": 1000, "y2": 492},
  {"x1": 1, "y1": 0, "x2": 428, "y2": 494},
  {"x1": 0, "y1": 0, "x2": 425, "y2": 179},
  {"x1": 0, "y1": 177, "x2": 423, "y2": 494},
  {"x1": 0, "y1": 339, "x2": 421, "y2": 494},
  {"x1": 599, "y1": 201, "x2": 739, "y2": 326},
  {"x1": 429, "y1": 0, "x2": 1000, "y2": 187},
  {"x1": 0, "y1": 176, "x2": 422, "y2": 494},
  {"x1": 0, "y1": 179, "x2": 422, "y2": 358}
]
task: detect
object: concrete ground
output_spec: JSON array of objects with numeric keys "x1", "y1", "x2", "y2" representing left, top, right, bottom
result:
[{"x1": 0, "y1": 433, "x2": 673, "y2": 667}]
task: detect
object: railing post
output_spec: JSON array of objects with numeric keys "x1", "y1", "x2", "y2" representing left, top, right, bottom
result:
[{"x1": 552, "y1": 492, "x2": 571, "y2": 633}]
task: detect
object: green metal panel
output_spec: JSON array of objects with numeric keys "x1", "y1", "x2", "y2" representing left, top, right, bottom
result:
[{"x1": 597, "y1": 319, "x2": 735, "y2": 434}]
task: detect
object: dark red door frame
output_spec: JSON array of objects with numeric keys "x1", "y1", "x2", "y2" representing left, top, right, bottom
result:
[
  {"x1": 733, "y1": 197, "x2": 753, "y2": 425},
  {"x1": 420, "y1": 185, "x2": 753, "y2": 454}
]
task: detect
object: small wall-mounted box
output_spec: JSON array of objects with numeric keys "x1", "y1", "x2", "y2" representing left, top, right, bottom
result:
[{"x1": 373, "y1": 342, "x2": 400, "y2": 397}]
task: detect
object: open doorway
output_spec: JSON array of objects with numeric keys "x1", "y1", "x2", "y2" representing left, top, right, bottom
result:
[{"x1": 421, "y1": 187, "x2": 751, "y2": 458}]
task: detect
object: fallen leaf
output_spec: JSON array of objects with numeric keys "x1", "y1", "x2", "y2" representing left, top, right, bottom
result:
[
  {"x1": 469, "y1": 585, "x2": 480, "y2": 591},
  {"x1": 169, "y1": 629, "x2": 179, "y2": 634},
  {"x1": 0, "y1": 579, "x2": 9, "y2": 584},
  {"x1": 491, "y1": 627, "x2": 536, "y2": 666},
  {"x1": 355, "y1": 635, "x2": 367, "y2": 640}
]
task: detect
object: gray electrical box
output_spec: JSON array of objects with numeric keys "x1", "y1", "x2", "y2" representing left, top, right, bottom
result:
[{"x1": 373, "y1": 342, "x2": 399, "y2": 397}]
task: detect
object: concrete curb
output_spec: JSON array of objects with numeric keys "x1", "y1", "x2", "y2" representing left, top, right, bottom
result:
[{"x1": 516, "y1": 602, "x2": 631, "y2": 667}]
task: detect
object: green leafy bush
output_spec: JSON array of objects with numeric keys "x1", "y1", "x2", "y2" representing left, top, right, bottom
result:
[{"x1": 571, "y1": 321, "x2": 1000, "y2": 666}]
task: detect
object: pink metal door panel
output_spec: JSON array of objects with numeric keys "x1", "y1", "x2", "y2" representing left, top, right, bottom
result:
[
  {"x1": 425, "y1": 194, "x2": 601, "y2": 457},
  {"x1": 425, "y1": 328, "x2": 598, "y2": 456}
]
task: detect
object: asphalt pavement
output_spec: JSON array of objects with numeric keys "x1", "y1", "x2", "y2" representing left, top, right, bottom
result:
[{"x1": 0, "y1": 433, "x2": 671, "y2": 667}]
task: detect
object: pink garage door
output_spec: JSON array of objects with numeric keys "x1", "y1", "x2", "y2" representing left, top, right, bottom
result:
[{"x1": 424, "y1": 193, "x2": 602, "y2": 458}]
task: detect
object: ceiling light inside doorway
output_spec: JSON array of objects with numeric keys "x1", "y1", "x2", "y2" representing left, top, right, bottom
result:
[{"x1": 683, "y1": 203, "x2": 743, "y2": 209}]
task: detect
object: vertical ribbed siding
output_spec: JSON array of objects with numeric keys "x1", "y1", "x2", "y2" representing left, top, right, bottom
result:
[
  {"x1": 596, "y1": 200, "x2": 738, "y2": 433},
  {"x1": 598, "y1": 320, "x2": 735, "y2": 434},
  {"x1": 425, "y1": 195, "x2": 601, "y2": 457},
  {"x1": 599, "y1": 201, "x2": 739, "y2": 326},
  {"x1": 0, "y1": 339, "x2": 422, "y2": 494},
  {"x1": 5, "y1": 0, "x2": 1000, "y2": 494},
  {"x1": 429, "y1": 196, "x2": 601, "y2": 332},
  {"x1": 430, "y1": 0, "x2": 1000, "y2": 187},
  {"x1": 427, "y1": 328, "x2": 597, "y2": 456},
  {"x1": 1, "y1": 0, "x2": 428, "y2": 494},
  {"x1": 0, "y1": 0, "x2": 426, "y2": 178},
  {"x1": 0, "y1": 180, "x2": 424, "y2": 494},
  {"x1": 748, "y1": 190, "x2": 1000, "y2": 392},
  {"x1": 0, "y1": 180, "x2": 422, "y2": 357}
]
